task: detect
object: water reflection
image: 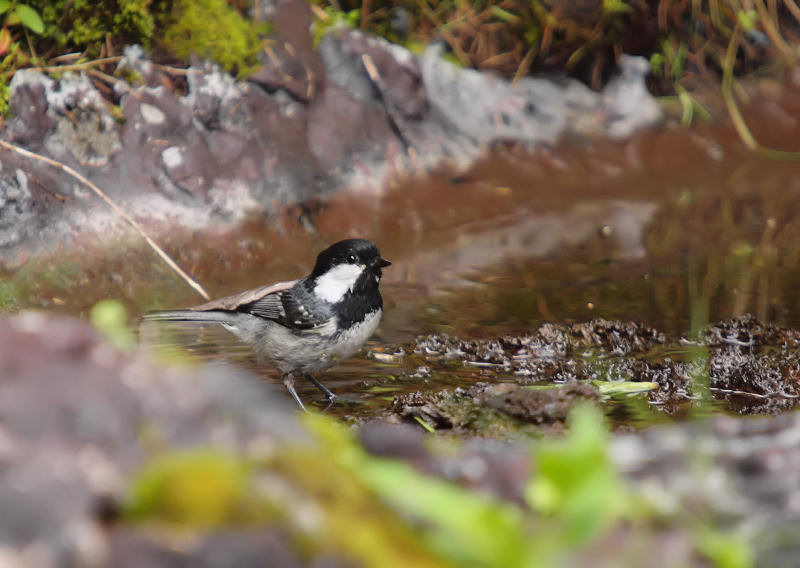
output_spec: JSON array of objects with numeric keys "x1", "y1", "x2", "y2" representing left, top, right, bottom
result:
[{"x1": 13, "y1": 88, "x2": 800, "y2": 424}]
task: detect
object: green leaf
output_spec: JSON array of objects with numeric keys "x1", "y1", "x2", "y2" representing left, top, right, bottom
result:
[
  {"x1": 594, "y1": 381, "x2": 659, "y2": 395},
  {"x1": 603, "y1": 0, "x2": 634, "y2": 15},
  {"x1": 0, "y1": 1, "x2": 11, "y2": 16},
  {"x1": 489, "y1": 6, "x2": 521, "y2": 24},
  {"x1": 736, "y1": 10, "x2": 758, "y2": 30},
  {"x1": 695, "y1": 526, "x2": 754, "y2": 568},
  {"x1": 413, "y1": 415, "x2": 436, "y2": 433},
  {"x1": 526, "y1": 404, "x2": 629, "y2": 544},
  {"x1": 14, "y1": 4, "x2": 44, "y2": 34},
  {"x1": 358, "y1": 458, "x2": 535, "y2": 567}
]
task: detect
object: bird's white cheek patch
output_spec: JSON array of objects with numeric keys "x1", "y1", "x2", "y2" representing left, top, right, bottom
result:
[{"x1": 314, "y1": 264, "x2": 364, "y2": 302}]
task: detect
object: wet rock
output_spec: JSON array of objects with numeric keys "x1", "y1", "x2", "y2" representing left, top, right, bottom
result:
[
  {"x1": 0, "y1": 15, "x2": 661, "y2": 266},
  {"x1": 0, "y1": 170, "x2": 40, "y2": 253},
  {"x1": 358, "y1": 421, "x2": 427, "y2": 462},
  {"x1": 392, "y1": 381, "x2": 600, "y2": 437},
  {"x1": 701, "y1": 314, "x2": 800, "y2": 348},
  {"x1": 483, "y1": 381, "x2": 599, "y2": 423}
]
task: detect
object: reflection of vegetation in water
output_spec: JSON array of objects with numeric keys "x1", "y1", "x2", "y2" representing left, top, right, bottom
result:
[
  {"x1": 123, "y1": 406, "x2": 753, "y2": 566},
  {"x1": 0, "y1": 278, "x2": 18, "y2": 311},
  {"x1": 416, "y1": 174, "x2": 800, "y2": 341}
]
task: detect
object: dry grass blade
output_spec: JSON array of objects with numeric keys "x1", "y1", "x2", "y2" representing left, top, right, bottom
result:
[
  {"x1": 784, "y1": 0, "x2": 800, "y2": 23},
  {"x1": 512, "y1": 44, "x2": 538, "y2": 85},
  {"x1": 0, "y1": 139, "x2": 211, "y2": 300},
  {"x1": 36, "y1": 56, "x2": 123, "y2": 73},
  {"x1": 417, "y1": 0, "x2": 471, "y2": 66},
  {"x1": 753, "y1": 0, "x2": 797, "y2": 60}
]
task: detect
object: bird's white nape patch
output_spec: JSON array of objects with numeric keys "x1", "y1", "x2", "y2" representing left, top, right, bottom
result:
[{"x1": 313, "y1": 263, "x2": 364, "y2": 302}]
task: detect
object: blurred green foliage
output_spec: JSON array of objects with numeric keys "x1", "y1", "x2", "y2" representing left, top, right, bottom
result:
[
  {"x1": 526, "y1": 403, "x2": 629, "y2": 545},
  {"x1": 90, "y1": 298, "x2": 136, "y2": 350},
  {"x1": 125, "y1": 449, "x2": 259, "y2": 526},
  {"x1": 0, "y1": 279, "x2": 16, "y2": 310},
  {"x1": 123, "y1": 406, "x2": 753, "y2": 567},
  {"x1": 357, "y1": 455, "x2": 533, "y2": 567}
]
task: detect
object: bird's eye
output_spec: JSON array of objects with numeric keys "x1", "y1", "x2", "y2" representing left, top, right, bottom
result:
[{"x1": 347, "y1": 254, "x2": 357, "y2": 263}]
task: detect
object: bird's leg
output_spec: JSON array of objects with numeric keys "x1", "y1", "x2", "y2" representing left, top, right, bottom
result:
[
  {"x1": 282, "y1": 373, "x2": 308, "y2": 412},
  {"x1": 304, "y1": 373, "x2": 337, "y2": 401}
]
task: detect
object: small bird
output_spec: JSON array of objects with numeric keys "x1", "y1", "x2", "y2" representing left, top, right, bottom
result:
[{"x1": 143, "y1": 238, "x2": 391, "y2": 410}]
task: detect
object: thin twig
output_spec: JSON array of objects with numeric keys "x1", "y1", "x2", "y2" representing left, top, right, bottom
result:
[
  {"x1": 36, "y1": 56, "x2": 123, "y2": 73},
  {"x1": 0, "y1": 139, "x2": 210, "y2": 300},
  {"x1": 512, "y1": 43, "x2": 537, "y2": 85},
  {"x1": 417, "y1": 0, "x2": 471, "y2": 67},
  {"x1": 783, "y1": 0, "x2": 800, "y2": 24},
  {"x1": 87, "y1": 68, "x2": 142, "y2": 99},
  {"x1": 48, "y1": 52, "x2": 84, "y2": 64},
  {"x1": 752, "y1": 0, "x2": 796, "y2": 60},
  {"x1": 151, "y1": 62, "x2": 203, "y2": 76}
]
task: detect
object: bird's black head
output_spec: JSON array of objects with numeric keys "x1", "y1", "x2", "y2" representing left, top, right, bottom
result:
[{"x1": 310, "y1": 238, "x2": 391, "y2": 280}]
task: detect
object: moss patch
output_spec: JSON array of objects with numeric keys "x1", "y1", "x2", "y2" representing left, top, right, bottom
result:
[{"x1": 160, "y1": 0, "x2": 267, "y2": 75}]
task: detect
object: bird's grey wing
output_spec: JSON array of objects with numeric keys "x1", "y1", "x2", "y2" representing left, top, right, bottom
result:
[
  {"x1": 188, "y1": 280, "x2": 297, "y2": 312},
  {"x1": 244, "y1": 288, "x2": 327, "y2": 331}
]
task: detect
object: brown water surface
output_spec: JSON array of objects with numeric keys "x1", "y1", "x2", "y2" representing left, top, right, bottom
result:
[{"x1": 12, "y1": 81, "x2": 800, "y2": 422}]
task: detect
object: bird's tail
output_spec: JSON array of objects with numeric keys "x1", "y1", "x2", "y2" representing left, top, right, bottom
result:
[{"x1": 141, "y1": 310, "x2": 234, "y2": 324}]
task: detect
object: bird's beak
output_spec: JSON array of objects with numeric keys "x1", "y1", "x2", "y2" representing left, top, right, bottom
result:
[{"x1": 372, "y1": 257, "x2": 391, "y2": 268}]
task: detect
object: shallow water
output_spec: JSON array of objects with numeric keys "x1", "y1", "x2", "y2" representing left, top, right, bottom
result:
[{"x1": 12, "y1": 79, "x2": 800, "y2": 424}]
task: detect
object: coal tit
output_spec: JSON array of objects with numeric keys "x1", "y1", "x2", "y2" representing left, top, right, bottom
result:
[{"x1": 143, "y1": 238, "x2": 391, "y2": 410}]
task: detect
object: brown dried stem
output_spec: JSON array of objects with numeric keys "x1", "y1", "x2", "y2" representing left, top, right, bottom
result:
[{"x1": 0, "y1": 140, "x2": 211, "y2": 300}]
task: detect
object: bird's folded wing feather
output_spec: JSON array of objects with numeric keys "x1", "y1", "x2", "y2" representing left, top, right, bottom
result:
[
  {"x1": 190, "y1": 279, "x2": 326, "y2": 331},
  {"x1": 188, "y1": 280, "x2": 297, "y2": 312},
  {"x1": 245, "y1": 289, "x2": 327, "y2": 330}
]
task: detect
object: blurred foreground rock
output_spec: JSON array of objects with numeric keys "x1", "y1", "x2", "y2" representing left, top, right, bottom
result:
[
  {"x1": 2, "y1": 311, "x2": 798, "y2": 566},
  {"x1": 0, "y1": 312, "x2": 304, "y2": 566}
]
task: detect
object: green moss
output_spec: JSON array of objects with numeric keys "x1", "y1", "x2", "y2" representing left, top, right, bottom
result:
[
  {"x1": 160, "y1": 0, "x2": 267, "y2": 76},
  {"x1": 30, "y1": 0, "x2": 161, "y2": 53},
  {"x1": 310, "y1": 6, "x2": 361, "y2": 47},
  {"x1": 25, "y1": 0, "x2": 268, "y2": 75}
]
